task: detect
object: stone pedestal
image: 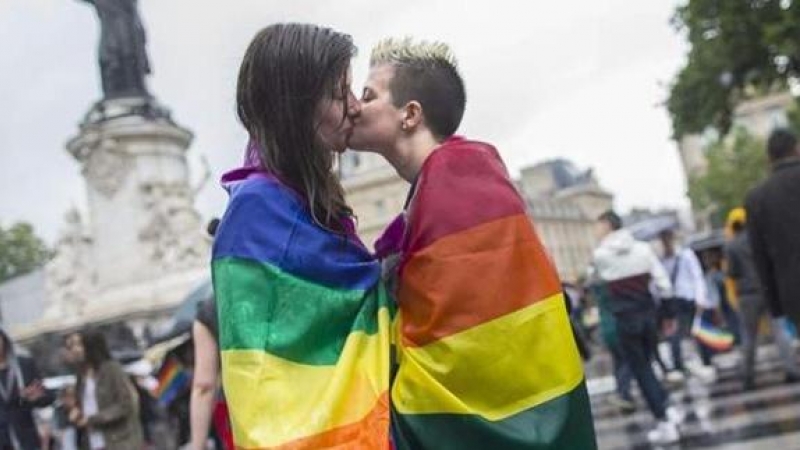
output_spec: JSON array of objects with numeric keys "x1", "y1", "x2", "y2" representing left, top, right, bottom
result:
[
  {"x1": 12, "y1": 97, "x2": 211, "y2": 346},
  {"x1": 67, "y1": 98, "x2": 207, "y2": 293}
]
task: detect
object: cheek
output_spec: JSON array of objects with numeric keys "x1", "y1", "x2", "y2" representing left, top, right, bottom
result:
[
  {"x1": 363, "y1": 104, "x2": 397, "y2": 133},
  {"x1": 320, "y1": 105, "x2": 345, "y2": 130}
]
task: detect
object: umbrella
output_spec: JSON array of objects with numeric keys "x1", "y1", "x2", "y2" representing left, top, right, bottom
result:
[{"x1": 626, "y1": 215, "x2": 680, "y2": 241}]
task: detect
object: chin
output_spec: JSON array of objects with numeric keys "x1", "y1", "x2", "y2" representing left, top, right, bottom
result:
[{"x1": 347, "y1": 134, "x2": 382, "y2": 154}]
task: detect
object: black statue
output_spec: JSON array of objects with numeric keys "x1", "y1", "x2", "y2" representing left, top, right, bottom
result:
[{"x1": 81, "y1": 0, "x2": 151, "y2": 99}]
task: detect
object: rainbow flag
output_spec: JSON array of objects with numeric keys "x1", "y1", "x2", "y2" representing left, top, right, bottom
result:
[
  {"x1": 155, "y1": 357, "x2": 191, "y2": 407},
  {"x1": 692, "y1": 315, "x2": 735, "y2": 352},
  {"x1": 385, "y1": 137, "x2": 597, "y2": 449},
  {"x1": 212, "y1": 168, "x2": 393, "y2": 449}
]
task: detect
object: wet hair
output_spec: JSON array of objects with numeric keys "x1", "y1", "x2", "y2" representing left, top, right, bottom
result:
[
  {"x1": 370, "y1": 37, "x2": 466, "y2": 140},
  {"x1": 597, "y1": 210, "x2": 623, "y2": 231},
  {"x1": 237, "y1": 23, "x2": 355, "y2": 232},
  {"x1": 731, "y1": 220, "x2": 745, "y2": 234},
  {"x1": 767, "y1": 128, "x2": 798, "y2": 162}
]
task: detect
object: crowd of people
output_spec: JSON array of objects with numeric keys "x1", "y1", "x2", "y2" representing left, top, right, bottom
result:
[
  {"x1": 3, "y1": 21, "x2": 800, "y2": 450},
  {"x1": 580, "y1": 127, "x2": 800, "y2": 445}
]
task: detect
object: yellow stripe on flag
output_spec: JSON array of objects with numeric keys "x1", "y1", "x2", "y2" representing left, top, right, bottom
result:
[
  {"x1": 221, "y1": 308, "x2": 392, "y2": 449},
  {"x1": 392, "y1": 294, "x2": 583, "y2": 421}
]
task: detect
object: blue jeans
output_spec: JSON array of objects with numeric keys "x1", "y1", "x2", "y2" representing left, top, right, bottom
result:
[{"x1": 608, "y1": 340, "x2": 633, "y2": 401}]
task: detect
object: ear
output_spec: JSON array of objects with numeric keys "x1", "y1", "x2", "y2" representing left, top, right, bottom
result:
[{"x1": 402, "y1": 101, "x2": 424, "y2": 130}]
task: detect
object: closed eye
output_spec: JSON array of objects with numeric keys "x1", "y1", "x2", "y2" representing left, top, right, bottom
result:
[{"x1": 361, "y1": 88, "x2": 375, "y2": 102}]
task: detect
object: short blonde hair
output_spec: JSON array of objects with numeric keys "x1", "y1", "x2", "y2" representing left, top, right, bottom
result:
[
  {"x1": 369, "y1": 37, "x2": 466, "y2": 138},
  {"x1": 370, "y1": 37, "x2": 459, "y2": 69}
]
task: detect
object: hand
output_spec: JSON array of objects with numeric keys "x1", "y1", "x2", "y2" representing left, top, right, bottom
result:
[
  {"x1": 20, "y1": 380, "x2": 45, "y2": 402},
  {"x1": 61, "y1": 394, "x2": 76, "y2": 409},
  {"x1": 662, "y1": 318, "x2": 678, "y2": 337},
  {"x1": 68, "y1": 407, "x2": 82, "y2": 424}
]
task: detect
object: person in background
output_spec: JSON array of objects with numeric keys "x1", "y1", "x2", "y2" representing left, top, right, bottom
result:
[
  {"x1": 53, "y1": 386, "x2": 79, "y2": 450},
  {"x1": 703, "y1": 248, "x2": 741, "y2": 346},
  {"x1": 592, "y1": 211, "x2": 681, "y2": 445},
  {"x1": 189, "y1": 298, "x2": 230, "y2": 450},
  {"x1": 746, "y1": 128, "x2": 800, "y2": 330},
  {"x1": 190, "y1": 218, "x2": 230, "y2": 450},
  {"x1": 64, "y1": 329, "x2": 143, "y2": 450},
  {"x1": 725, "y1": 210, "x2": 800, "y2": 390},
  {"x1": 659, "y1": 229, "x2": 717, "y2": 381},
  {"x1": 586, "y1": 279, "x2": 635, "y2": 414},
  {"x1": 564, "y1": 283, "x2": 593, "y2": 361},
  {"x1": 0, "y1": 327, "x2": 54, "y2": 450}
]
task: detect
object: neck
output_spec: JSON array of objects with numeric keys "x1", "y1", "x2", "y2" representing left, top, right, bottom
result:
[{"x1": 384, "y1": 131, "x2": 443, "y2": 182}]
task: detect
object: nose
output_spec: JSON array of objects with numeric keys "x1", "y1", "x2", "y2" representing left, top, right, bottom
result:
[{"x1": 347, "y1": 91, "x2": 361, "y2": 118}]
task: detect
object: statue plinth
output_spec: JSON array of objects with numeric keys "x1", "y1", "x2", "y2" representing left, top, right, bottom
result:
[
  {"x1": 9, "y1": 0, "x2": 209, "y2": 359},
  {"x1": 79, "y1": 97, "x2": 171, "y2": 127},
  {"x1": 56, "y1": 98, "x2": 210, "y2": 322}
]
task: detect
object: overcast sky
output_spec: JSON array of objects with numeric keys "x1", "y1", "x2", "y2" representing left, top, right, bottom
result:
[{"x1": 0, "y1": 0, "x2": 689, "y2": 243}]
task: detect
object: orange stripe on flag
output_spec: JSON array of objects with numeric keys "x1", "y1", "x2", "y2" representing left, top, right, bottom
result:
[
  {"x1": 399, "y1": 213, "x2": 561, "y2": 347},
  {"x1": 237, "y1": 393, "x2": 390, "y2": 450}
]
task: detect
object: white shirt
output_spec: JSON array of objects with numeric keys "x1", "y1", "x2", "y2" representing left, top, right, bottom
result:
[
  {"x1": 661, "y1": 247, "x2": 714, "y2": 308},
  {"x1": 592, "y1": 229, "x2": 673, "y2": 298},
  {"x1": 82, "y1": 376, "x2": 106, "y2": 450}
]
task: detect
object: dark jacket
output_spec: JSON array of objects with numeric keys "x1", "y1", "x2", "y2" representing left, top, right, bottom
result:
[
  {"x1": 745, "y1": 158, "x2": 800, "y2": 322},
  {"x1": 725, "y1": 232, "x2": 762, "y2": 296},
  {"x1": 0, "y1": 355, "x2": 55, "y2": 450},
  {"x1": 75, "y1": 360, "x2": 143, "y2": 450}
]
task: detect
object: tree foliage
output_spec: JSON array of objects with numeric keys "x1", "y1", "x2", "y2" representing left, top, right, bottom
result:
[
  {"x1": 687, "y1": 128, "x2": 769, "y2": 226},
  {"x1": 668, "y1": 0, "x2": 800, "y2": 138},
  {"x1": 0, "y1": 222, "x2": 50, "y2": 283}
]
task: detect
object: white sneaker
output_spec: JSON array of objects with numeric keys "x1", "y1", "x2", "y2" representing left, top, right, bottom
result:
[
  {"x1": 666, "y1": 405, "x2": 686, "y2": 425},
  {"x1": 647, "y1": 420, "x2": 680, "y2": 445},
  {"x1": 688, "y1": 363, "x2": 717, "y2": 383},
  {"x1": 666, "y1": 370, "x2": 685, "y2": 384}
]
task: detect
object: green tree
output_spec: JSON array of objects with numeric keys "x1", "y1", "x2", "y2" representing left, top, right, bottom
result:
[
  {"x1": 668, "y1": 0, "x2": 800, "y2": 138},
  {"x1": 0, "y1": 222, "x2": 50, "y2": 283},
  {"x1": 687, "y1": 128, "x2": 769, "y2": 226}
]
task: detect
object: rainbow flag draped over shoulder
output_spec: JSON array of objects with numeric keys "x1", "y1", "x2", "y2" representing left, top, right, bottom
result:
[
  {"x1": 383, "y1": 137, "x2": 597, "y2": 449},
  {"x1": 212, "y1": 167, "x2": 393, "y2": 449}
]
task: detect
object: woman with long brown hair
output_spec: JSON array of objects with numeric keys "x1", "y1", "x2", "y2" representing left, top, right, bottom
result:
[
  {"x1": 211, "y1": 24, "x2": 393, "y2": 449},
  {"x1": 64, "y1": 329, "x2": 143, "y2": 450}
]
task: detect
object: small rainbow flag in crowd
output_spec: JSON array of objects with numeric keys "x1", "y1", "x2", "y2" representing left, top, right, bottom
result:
[
  {"x1": 155, "y1": 358, "x2": 190, "y2": 406},
  {"x1": 692, "y1": 316, "x2": 735, "y2": 351}
]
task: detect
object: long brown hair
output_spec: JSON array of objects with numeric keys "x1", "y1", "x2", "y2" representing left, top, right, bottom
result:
[{"x1": 237, "y1": 23, "x2": 355, "y2": 232}]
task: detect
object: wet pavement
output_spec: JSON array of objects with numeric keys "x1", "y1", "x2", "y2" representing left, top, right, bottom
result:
[{"x1": 588, "y1": 343, "x2": 800, "y2": 449}]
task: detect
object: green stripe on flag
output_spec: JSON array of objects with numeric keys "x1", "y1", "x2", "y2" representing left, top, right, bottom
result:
[
  {"x1": 213, "y1": 257, "x2": 389, "y2": 366},
  {"x1": 392, "y1": 381, "x2": 596, "y2": 450}
]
